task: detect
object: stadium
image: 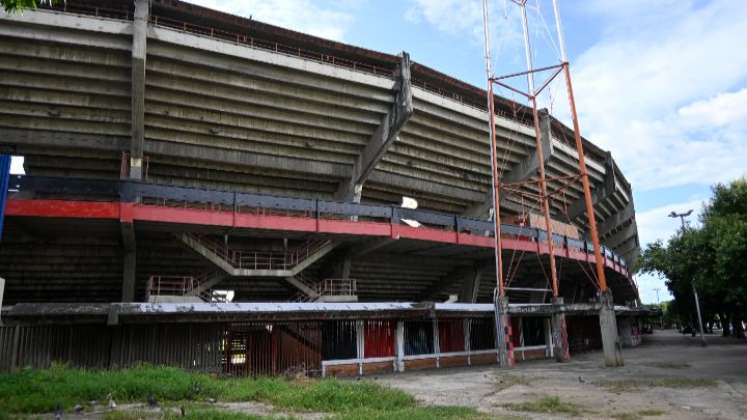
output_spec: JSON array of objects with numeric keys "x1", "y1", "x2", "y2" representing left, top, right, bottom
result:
[{"x1": 0, "y1": 0, "x2": 644, "y2": 375}]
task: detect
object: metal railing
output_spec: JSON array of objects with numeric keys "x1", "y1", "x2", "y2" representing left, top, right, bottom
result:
[
  {"x1": 146, "y1": 275, "x2": 195, "y2": 301},
  {"x1": 186, "y1": 233, "x2": 331, "y2": 271},
  {"x1": 316, "y1": 279, "x2": 357, "y2": 297},
  {"x1": 8, "y1": 175, "x2": 632, "y2": 274}
]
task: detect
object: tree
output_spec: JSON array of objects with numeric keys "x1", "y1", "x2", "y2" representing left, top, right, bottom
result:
[
  {"x1": 639, "y1": 178, "x2": 747, "y2": 337},
  {"x1": 1, "y1": 0, "x2": 58, "y2": 13}
]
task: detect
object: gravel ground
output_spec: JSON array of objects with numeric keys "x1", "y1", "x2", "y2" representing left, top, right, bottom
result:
[{"x1": 374, "y1": 330, "x2": 747, "y2": 419}]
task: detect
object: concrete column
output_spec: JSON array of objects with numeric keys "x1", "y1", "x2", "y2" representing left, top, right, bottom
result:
[
  {"x1": 494, "y1": 295, "x2": 512, "y2": 367},
  {"x1": 599, "y1": 290, "x2": 624, "y2": 367},
  {"x1": 544, "y1": 317, "x2": 553, "y2": 358},
  {"x1": 130, "y1": 0, "x2": 149, "y2": 180},
  {"x1": 0, "y1": 277, "x2": 5, "y2": 325},
  {"x1": 551, "y1": 297, "x2": 570, "y2": 362},
  {"x1": 395, "y1": 320, "x2": 405, "y2": 372},
  {"x1": 432, "y1": 317, "x2": 440, "y2": 368},
  {"x1": 458, "y1": 267, "x2": 482, "y2": 303},
  {"x1": 356, "y1": 320, "x2": 364, "y2": 376},
  {"x1": 335, "y1": 52, "x2": 413, "y2": 202},
  {"x1": 122, "y1": 249, "x2": 136, "y2": 302},
  {"x1": 10, "y1": 324, "x2": 20, "y2": 371},
  {"x1": 121, "y1": 222, "x2": 137, "y2": 302}
]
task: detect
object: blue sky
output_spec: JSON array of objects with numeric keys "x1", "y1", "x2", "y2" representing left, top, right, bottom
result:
[
  {"x1": 165, "y1": 0, "x2": 747, "y2": 304},
  {"x1": 17, "y1": 0, "x2": 745, "y2": 304}
]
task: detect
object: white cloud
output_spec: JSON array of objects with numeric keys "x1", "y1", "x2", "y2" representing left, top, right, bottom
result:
[
  {"x1": 184, "y1": 0, "x2": 356, "y2": 41},
  {"x1": 678, "y1": 88, "x2": 747, "y2": 127},
  {"x1": 566, "y1": 0, "x2": 747, "y2": 191},
  {"x1": 405, "y1": 0, "x2": 747, "y2": 192},
  {"x1": 635, "y1": 199, "x2": 706, "y2": 248}
]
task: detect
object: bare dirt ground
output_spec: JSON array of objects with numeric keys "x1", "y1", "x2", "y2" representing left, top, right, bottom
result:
[{"x1": 375, "y1": 330, "x2": 747, "y2": 419}]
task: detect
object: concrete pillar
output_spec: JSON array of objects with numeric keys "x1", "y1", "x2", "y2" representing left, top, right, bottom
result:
[
  {"x1": 0, "y1": 277, "x2": 5, "y2": 325},
  {"x1": 356, "y1": 320, "x2": 364, "y2": 376},
  {"x1": 551, "y1": 297, "x2": 570, "y2": 362},
  {"x1": 130, "y1": 0, "x2": 149, "y2": 180},
  {"x1": 494, "y1": 295, "x2": 513, "y2": 367},
  {"x1": 10, "y1": 324, "x2": 20, "y2": 371},
  {"x1": 121, "y1": 222, "x2": 137, "y2": 302},
  {"x1": 458, "y1": 268, "x2": 482, "y2": 303},
  {"x1": 544, "y1": 317, "x2": 553, "y2": 358},
  {"x1": 432, "y1": 317, "x2": 440, "y2": 368},
  {"x1": 122, "y1": 249, "x2": 136, "y2": 302},
  {"x1": 395, "y1": 320, "x2": 405, "y2": 372},
  {"x1": 599, "y1": 290, "x2": 624, "y2": 367}
]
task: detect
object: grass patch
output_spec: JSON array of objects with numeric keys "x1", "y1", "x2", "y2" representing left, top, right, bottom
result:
[
  {"x1": 0, "y1": 365, "x2": 481, "y2": 419},
  {"x1": 638, "y1": 409, "x2": 665, "y2": 416},
  {"x1": 103, "y1": 409, "x2": 287, "y2": 420},
  {"x1": 494, "y1": 373, "x2": 531, "y2": 392},
  {"x1": 642, "y1": 362, "x2": 691, "y2": 369},
  {"x1": 599, "y1": 377, "x2": 717, "y2": 392},
  {"x1": 610, "y1": 409, "x2": 665, "y2": 420},
  {"x1": 504, "y1": 395, "x2": 582, "y2": 416}
]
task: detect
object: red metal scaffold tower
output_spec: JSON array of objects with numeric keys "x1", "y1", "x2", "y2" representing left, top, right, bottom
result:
[{"x1": 482, "y1": 0, "x2": 623, "y2": 367}]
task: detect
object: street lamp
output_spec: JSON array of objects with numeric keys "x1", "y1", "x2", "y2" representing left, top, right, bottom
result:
[{"x1": 668, "y1": 209, "x2": 707, "y2": 346}]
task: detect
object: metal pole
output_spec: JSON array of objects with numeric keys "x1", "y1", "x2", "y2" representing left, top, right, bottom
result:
[
  {"x1": 520, "y1": 3, "x2": 559, "y2": 297},
  {"x1": 551, "y1": 0, "x2": 622, "y2": 366},
  {"x1": 482, "y1": 0, "x2": 505, "y2": 297},
  {"x1": 483, "y1": 0, "x2": 510, "y2": 368},
  {"x1": 551, "y1": 3, "x2": 607, "y2": 292},
  {"x1": 676, "y1": 215, "x2": 707, "y2": 346}
]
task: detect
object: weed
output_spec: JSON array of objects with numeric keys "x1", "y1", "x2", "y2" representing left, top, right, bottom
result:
[
  {"x1": 610, "y1": 409, "x2": 666, "y2": 420},
  {"x1": 504, "y1": 395, "x2": 582, "y2": 416},
  {"x1": 599, "y1": 377, "x2": 717, "y2": 392},
  {"x1": 642, "y1": 362, "x2": 691, "y2": 369},
  {"x1": 638, "y1": 409, "x2": 665, "y2": 416},
  {"x1": 494, "y1": 373, "x2": 531, "y2": 392}
]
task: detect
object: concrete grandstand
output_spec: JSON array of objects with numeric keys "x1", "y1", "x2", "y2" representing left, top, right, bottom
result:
[{"x1": 0, "y1": 0, "x2": 644, "y2": 376}]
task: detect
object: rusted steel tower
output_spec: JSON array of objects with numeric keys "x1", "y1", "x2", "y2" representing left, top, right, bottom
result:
[{"x1": 481, "y1": 0, "x2": 623, "y2": 367}]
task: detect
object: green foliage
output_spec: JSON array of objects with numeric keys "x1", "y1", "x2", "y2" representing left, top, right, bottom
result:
[
  {"x1": 1, "y1": 0, "x2": 56, "y2": 13},
  {"x1": 0, "y1": 365, "x2": 476, "y2": 419},
  {"x1": 639, "y1": 177, "x2": 747, "y2": 333}
]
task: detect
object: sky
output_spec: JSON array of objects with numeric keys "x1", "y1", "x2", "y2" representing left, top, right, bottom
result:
[{"x1": 15, "y1": 0, "x2": 747, "y2": 304}]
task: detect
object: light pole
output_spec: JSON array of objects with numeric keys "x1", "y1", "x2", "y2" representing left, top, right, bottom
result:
[
  {"x1": 653, "y1": 287, "x2": 662, "y2": 329},
  {"x1": 668, "y1": 209, "x2": 707, "y2": 346}
]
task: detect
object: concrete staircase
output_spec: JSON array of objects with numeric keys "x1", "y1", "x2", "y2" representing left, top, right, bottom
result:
[
  {"x1": 178, "y1": 233, "x2": 347, "y2": 301},
  {"x1": 145, "y1": 274, "x2": 228, "y2": 303},
  {"x1": 178, "y1": 233, "x2": 338, "y2": 277}
]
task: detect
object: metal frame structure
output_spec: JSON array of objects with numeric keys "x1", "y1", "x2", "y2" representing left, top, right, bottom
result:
[{"x1": 482, "y1": 0, "x2": 621, "y2": 366}]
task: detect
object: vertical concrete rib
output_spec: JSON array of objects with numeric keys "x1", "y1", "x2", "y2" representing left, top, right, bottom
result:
[
  {"x1": 335, "y1": 52, "x2": 413, "y2": 202},
  {"x1": 129, "y1": 0, "x2": 149, "y2": 180},
  {"x1": 121, "y1": 223, "x2": 136, "y2": 302},
  {"x1": 463, "y1": 109, "x2": 554, "y2": 218}
]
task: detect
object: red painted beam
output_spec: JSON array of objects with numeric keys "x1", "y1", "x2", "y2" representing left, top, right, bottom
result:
[
  {"x1": 4, "y1": 198, "x2": 629, "y2": 276},
  {"x1": 5, "y1": 199, "x2": 120, "y2": 219}
]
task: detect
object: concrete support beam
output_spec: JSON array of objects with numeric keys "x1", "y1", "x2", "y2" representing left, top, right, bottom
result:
[
  {"x1": 349, "y1": 238, "x2": 396, "y2": 258},
  {"x1": 419, "y1": 265, "x2": 475, "y2": 301},
  {"x1": 0, "y1": 277, "x2": 5, "y2": 325},
  {"x1": 599, "y1": 290, "x2": 624, "y2": 367},
  {"x1": 567, "y1": 153, "x2": 615, "y2": 220},
  {"x1": 551, "y1": 297, "x2": 570, "y2": 362},
  {"x1": 463, "y1": 109, "x2": 554, "y2": 219},
  {"x1": 458, "y1": 267, "x2": 483, "y2": 303},
  {"x1": 335, "y1": 52, "x2": 413, "y2": 202},
  {"x1": 129, "y1": 0, "x2": 149, "y2": 180},
  {"x1": 495, "y1": 295, "x2": 512, "y2": 367},
  {"x1": 599, "y1": 202, "x2": 636, "y2": 238},
  {"x1": 606, "y1": 219, "x2": 638, "y2": 250},
  {"x1": 120, "y1": 223, "x2": 136, "y2": 302}
]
